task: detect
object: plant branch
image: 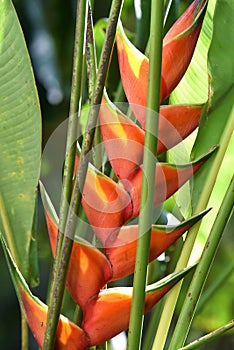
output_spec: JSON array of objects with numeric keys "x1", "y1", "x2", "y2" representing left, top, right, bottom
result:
[
  {"x1": 127, "y1": 1, "x2": 164, "y2": 349},
  {"x1": 21, "y1": 308, "x2": 28, "y2": 350},
  {"x1": 179, "y1": 319, "x2": 234, "y2": 350}
]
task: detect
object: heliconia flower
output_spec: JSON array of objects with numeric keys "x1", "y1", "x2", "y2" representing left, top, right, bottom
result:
[
  {"x1": 0, "y1": 234, "x2": 89, "y2": 350},
  {"x1": 1, "y1": 232, "x2": 196, "y2": 349},
  {"x1": 105, "y1": 209, "x2": 209, "y2": 280},
  {"x1": 100, "y1": 90, "x2": 203, "y2": 180},
  {"x1": 82, "y1": 265, "x2": 195, "y2": 346},
  {"x1": 116, "y1": 0, "x2": 207, "y2": 125},
  {"x1": 40, "y1": 182, "x2": 113, "y2": 308}
]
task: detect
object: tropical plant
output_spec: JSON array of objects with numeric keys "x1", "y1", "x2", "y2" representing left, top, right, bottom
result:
[{"x1": 0, "y1": 0, "x2": 233, "y2": 349}]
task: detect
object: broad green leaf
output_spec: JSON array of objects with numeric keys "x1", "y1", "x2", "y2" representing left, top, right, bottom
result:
[
  {"x1": 170, "y1": 0, "x2": 216, "y2": 104},
  {"x1": 0, "y1": 0, "x2": 41, "y2": 286},
  {"x1": 191, "y1": 0, "x2": 234, "y2": 210}
]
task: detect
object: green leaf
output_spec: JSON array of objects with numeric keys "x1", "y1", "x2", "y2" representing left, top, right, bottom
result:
[
  {"x1": 0, "y1": 0, "x2": 41, "y2": 286},
  {"x1": 146, "y1": 263, "x2": 197, "y2": 295},
  {"x1": 170, "y1": 0, "x2": 216, "y2": 104},
  {"x1": 191, "y1": 0, "x2": 234, "y2": 210}
]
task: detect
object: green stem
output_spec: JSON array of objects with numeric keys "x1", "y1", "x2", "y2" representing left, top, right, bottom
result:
[
  {"x1": 168, "y1": 176, "x2": 234, "y2": 349},
  {"x1": 179, "y1": 319, "x2": 234, "y2": 350},
  {"x1": 127, "y1": 2, "x2": 164, "y2": 349},
  {"x1": 152, "y1": 105, "x2": 234, "y2": 350},
  {"x1": 21, "y1": 308, "x2": 28, "y2": 350},
  {"x1": 86, "y1": 3, "x2": 101, "y2": 169},
  {"x1": 42, "y1": 0, "x2": 88, "y2": 348},
  {"x1": 42, "y1": 1, "x2": 123, "y2": 349},
  {"x1": 86, "y1": 3, "x2": 97, "y2": 101}
]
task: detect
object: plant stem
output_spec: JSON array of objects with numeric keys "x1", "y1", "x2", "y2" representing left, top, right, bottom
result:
[
  {"x1": 152, "y1": 106, "x2": 234, "y2": 350},
  {"x1": 21, "y1": 309, "x2": 28, "y2": 350},
  {"x1": 86, "y1": 3, "x2": 102, "y2": 170},
  {"x1": 179, "y1": 319, "x2": 234, "y2": 350},
  {"x1": 127, "y1": 2, "x2": 164, "y2": 349},
  {"x1": 42, "y1": 1, "x2": 123, "y2": 349},
  {"x1": 168, "y1": 175, "x2": 234, "y2": 349},
  {"x1": 86, "y1": 3, "x2": 97, "y2": 101},
  {"x1": 42, "y1": 0, "x2": 88, "y2": 348}
]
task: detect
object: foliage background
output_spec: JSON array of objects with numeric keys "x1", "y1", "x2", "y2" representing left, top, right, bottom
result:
[{"x1": 0, "y1": 0, "x2": 233, "y2": 348}]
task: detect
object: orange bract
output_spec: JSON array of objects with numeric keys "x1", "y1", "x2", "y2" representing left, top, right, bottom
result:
[{"x1": 116, "y1": 0, "x2": 207, "y2": 125}]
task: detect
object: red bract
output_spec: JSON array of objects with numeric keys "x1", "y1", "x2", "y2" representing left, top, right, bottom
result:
[
  {"x1": 20, "y1": 288, "x2": 88, "y2": 350},
  {"x1": 83, "y1": 267, "x2": 194, "y2": 346},
  {"x1": 100, "y1": 91, "x2": 203, "y2": 182},
  {"x1": 116, "y1": 0, "x2": 207, "y2": 125}
]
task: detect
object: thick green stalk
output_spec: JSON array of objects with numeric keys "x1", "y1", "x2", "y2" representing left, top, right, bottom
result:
[
  {"x1": 152, "y1": 106, "x2": 234, "y2": 350},
  {"x1": 42, "y1": 0, "x2": 88, "y2": 348},
  {"x1": 168, "y1": 175, "x2": 234, "y2": 349},
  {"x1": 179, "y1": 319, "x2": 234, "y2": 350},
  {"x1": 127, "y1": 2, "x2": 164, "y2": 350}
]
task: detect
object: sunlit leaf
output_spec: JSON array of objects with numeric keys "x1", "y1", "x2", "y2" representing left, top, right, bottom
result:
[
  {"x1": 170, "y1": 0, "x2": 216, "y2": 104},
  {"x1": 191, "y1": 0, "x2": 234, "y2": 209}
]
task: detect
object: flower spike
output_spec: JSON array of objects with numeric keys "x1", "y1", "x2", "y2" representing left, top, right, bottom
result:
[{"x1": 116, "y1": 0, "x2": 207, "y2": 125}]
